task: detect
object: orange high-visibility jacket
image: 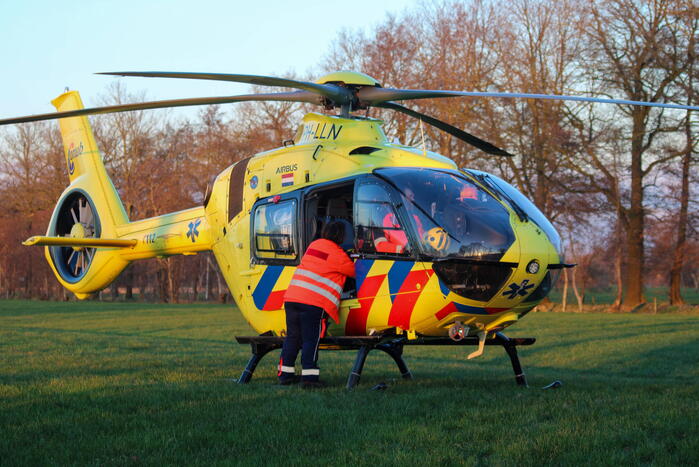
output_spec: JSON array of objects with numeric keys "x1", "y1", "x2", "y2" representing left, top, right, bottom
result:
[
  {"x1": 284, "y1": 238, "x2": 356, "y2": 323},
  {"x1": 379, "y1": 212, "x2": 424, "y2": 254}
]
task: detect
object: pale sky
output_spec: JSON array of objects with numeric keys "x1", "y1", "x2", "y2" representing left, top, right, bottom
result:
[{"x1": 0, "y1": 0, "x2": 417, "y2": 120}]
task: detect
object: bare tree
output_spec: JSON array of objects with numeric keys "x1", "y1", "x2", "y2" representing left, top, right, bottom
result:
[
  {"x1": 581, "y1": 0, "x2": 695, "y2": 309},
  {"x1": 669, "y1": 2, "x2": 697, "y2": 304}
]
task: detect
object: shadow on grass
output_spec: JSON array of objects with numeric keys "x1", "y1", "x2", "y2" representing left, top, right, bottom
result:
[
  {"x1": 5, "y1": 325, "x2": 234, "y2": 345},
  {"x1": 0, "y1": 299, "x2": 234, "y2": 317},
  {"x1": 3, "y1": 364, "x2": 698, "y2": 466}
]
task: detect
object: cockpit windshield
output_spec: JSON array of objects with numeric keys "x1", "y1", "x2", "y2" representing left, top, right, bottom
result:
[
  {"x1": 465, "y1": 169, "x2": 562, "y2": 258},
  {"x1": 374, "y1": 168, "x2": 515, "y2": 261}
]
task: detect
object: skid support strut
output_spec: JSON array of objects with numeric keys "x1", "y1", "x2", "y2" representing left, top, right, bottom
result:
[
  {"x1": 496, "y1": 332, "x2": 528, "y2": 387},
  {"x1": 234, "y1": 333, "x2": 534, "y2": 388},
  {"x1": 238, "y1": 341, "x2": 281, "y2": 384},
  {"x1": 346, "y1": 340, "x2": 412, "y2": 389}
]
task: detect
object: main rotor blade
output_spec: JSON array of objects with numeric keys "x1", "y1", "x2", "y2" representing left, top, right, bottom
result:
[
  {"x1": 99, "y1": 71, "x2": 354, "y2": 105},
  {"x1": 359, "y1": 87, "x2": 699, "y2": 111},
  {"x1": 0, "y1": 91, "x2": 321, "y2": 125},
  {"x1": 378, "y1": 102, "x2": 513, "y2": 157}
]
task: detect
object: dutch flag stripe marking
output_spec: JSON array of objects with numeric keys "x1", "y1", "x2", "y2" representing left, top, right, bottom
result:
[{"x1": 281, "y1": 173, "x2": 294, "y2": 186}]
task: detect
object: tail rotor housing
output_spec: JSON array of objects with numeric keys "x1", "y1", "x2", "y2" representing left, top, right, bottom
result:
[{"x1": 48, "y1": 190, "x2": 101, "y2": 283}]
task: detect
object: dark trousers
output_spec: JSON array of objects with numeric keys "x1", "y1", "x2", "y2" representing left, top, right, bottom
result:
[{"x1": 279, "y1": 302, "x2": 326, "y2": 383}]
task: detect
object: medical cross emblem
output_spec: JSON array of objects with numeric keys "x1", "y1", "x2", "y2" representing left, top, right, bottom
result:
[
  {"x1": 502, "y1": 279, "x2": 535, "y2": 299},
  {"x1": 186, "y1": 219, "x2": 201, "y2": 242}
]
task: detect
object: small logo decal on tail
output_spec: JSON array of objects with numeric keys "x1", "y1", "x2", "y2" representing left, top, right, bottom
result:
[
  {"x1": 186, "y1": 219, "x2": 201, "y2": 242},
  {"x1": 66, "y1": 141, "x2": 84, "y2": 175}
]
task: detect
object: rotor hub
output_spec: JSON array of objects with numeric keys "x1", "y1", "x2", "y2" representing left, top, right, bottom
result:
[
  {"x1": 314, "y1": 71, "x2": 381, "y2": 88},
  {"x1": 69, "y1": 222, "x2": 86, "y2": 251}
]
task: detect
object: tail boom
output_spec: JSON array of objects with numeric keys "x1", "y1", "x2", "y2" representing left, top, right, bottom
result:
[{"x1": 114, "y1": 207, "x2": 212, "y2": 260}]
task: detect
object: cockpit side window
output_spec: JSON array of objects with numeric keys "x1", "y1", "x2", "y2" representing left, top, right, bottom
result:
[
  {"x1": 252, "y1": 199, "x2": 298, "y2": 263},
  {"x1": 354, "y1": 182, "x2": 413, "y2": 256}
]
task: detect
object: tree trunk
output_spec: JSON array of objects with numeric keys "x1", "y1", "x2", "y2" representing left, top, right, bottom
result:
[
  {"x1": 216, "y1": 268, "x2": 224, "y2": 303},
  {"x1": 561, "y1": 268, "x2": 568, "y2": 313},
  {"x1": 157, "y1": 264, "x2": 169, "y2": 303},
  {"x1": 192, "y1": 256, "x2": 201, "y2": 301},
  {"x1": 623, "y1": 115, "x2": 646, "y2": 310},
  {"x1": 612, "y1": 215, "x2": 624, "y2": 309},
  {"x1": 125, "y1": 264, "x2": 134, "y2": 300},
  {"x1": 669, "y1": 152, "x2": 690, "y2": 305},
  {"x1": 111, "y1": 276, "x2": 119, "y2": 301},
  {"x1": 670, "y1": 107, "x2": 693, "y2": 304},
  {"x1": 571, "y1": 267, "x2": 583, "y2": 313},
  {"x1": 167, "y1": 259, "x2": 178, "y2": 304},
  {"x1": 205, "y1": 255, "x2": 210, "y2": 301}
]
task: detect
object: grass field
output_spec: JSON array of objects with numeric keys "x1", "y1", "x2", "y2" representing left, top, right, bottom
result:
[
  {"x1": 548, "y1": 287, "x2": 699, "y2": 306},
  {"x1": 1, "y1": 300, "x2": 698, "y2": 466}
]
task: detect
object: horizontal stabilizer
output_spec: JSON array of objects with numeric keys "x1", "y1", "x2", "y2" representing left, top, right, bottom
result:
[{"x1": 23, "y1": 236, "x2": 137, "y2": 248}]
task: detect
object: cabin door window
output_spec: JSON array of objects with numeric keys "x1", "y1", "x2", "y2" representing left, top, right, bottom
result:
[
  {"x1": 303, "y1": 182, "x2": 355, "y2": 250},
  {"x1": 252, "y1": 199, "x2": 298, "y2": 263}
]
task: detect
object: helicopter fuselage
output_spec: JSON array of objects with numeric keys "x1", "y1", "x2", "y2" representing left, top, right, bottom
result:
[{"x1": 200, "y1": 112, "x2": 561, "y2": 337}]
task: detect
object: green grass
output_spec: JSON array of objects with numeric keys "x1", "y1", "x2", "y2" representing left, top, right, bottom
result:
[
  {"x1": 1, "y1": 300, "x2": 698, "y2": 466},
  {"x1": 548, "y1": 287, "x2": 699, "y2": 305}
]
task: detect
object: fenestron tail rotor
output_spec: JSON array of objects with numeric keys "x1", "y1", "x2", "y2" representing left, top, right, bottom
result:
[{"x1": 50, "y1": 192, "x2": 101, "y2": 282}]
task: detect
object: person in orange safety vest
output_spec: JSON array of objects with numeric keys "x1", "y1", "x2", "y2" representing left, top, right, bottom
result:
[{"x1": 279, "y1": 220, "x2": 356, "y2": 388}]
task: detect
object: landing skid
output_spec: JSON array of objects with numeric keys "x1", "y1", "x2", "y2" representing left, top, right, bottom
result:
[{"x1": 234, "y1": 332, "x2": 535, "y2": 389}]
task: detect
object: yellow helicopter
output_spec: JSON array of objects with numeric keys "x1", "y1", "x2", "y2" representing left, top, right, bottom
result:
[{"x1": 2, "y1": 71, "x2": 696, "y2": 386}]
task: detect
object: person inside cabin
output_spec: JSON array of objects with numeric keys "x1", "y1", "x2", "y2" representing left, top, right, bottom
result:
[
  {"x1": 323, "y1": 198, "x2": 354, "y2": 250},
  {"x1": 460, "y1": 184, "x2": 479, "y2": 202},
  {"x1": 378, "y1": 186, "x2": 424, "y2": 253},
  {"x1": 442, "y1": 201, "x2": 469, "y2": 239},
  {"x1": 402, "y1": 186, "x2": 426, "y2": 238},
  {"x1": 376, "y1": 209, "x2": 407, "y2": 254},
  {"x1": 373, "y1": 202, "x2": 407, "y2": 254},
  {"x1": 279, "y1": 221, "x2": 356, "y2": 388}
]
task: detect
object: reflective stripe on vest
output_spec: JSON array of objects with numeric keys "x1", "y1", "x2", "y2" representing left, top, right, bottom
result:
[
  {"x1": 295, "y1": 269, "x2": 343, "y2": 295},
  {"x1": 288, "y1": 279, "x2": 341, "y2": 307}
]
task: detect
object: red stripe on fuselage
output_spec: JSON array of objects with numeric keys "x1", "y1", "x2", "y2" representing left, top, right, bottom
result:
[
  {"x1": 435, "y1": 302, "x2": 458, "y2": 320},
  {"x1": 387, "y1": 270, "x2": 433, "y2": 329},
  {"x1": 345, "y1": 275, "x2": 385, "y2": 335},
  {"x1": 263, "y1": 289, "x2": 286, "y2": 311}
]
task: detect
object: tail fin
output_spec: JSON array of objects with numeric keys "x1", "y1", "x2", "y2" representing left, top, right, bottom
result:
[
  {"x1": 52, "y1": 91, "x2": 100, "y2": 182},
  {"x1": 51, "y1": 91, "x2": 129, "y2": 228},
  {"x1": 41, "y1": 91, "x2": 130, "y2": 298}
]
